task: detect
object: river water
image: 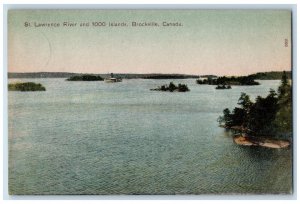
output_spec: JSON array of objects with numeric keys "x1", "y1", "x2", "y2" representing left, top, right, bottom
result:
[{"x1": 8, "y1": 78, "x2": 292, "y2": 195}]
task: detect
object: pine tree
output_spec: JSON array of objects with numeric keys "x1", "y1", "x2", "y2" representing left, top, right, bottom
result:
[{"x1": 274, "y1": 71, "x2": 292, "y2": 136}]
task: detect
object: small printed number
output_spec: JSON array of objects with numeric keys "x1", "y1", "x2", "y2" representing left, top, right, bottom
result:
[{"x1": 285, "y1": 39, "x2": 288, "y2": 47}]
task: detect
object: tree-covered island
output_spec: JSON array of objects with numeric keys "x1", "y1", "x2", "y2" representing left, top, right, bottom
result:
[
  {"x1": 197, "y1": 75, "x2": 259, "y2": 86},
  {"x1": 218, "y1": 71, "x2": 292, "y2": 148},
  {"x1": 8, "y1": 82, "x2": 46, "y2": 91},
  {"x1": 67, "y1": 75, "x2": 104, "y2": 81},
  {"x1": 150, "y1": 82, "x2": 190, "y2": 92}
]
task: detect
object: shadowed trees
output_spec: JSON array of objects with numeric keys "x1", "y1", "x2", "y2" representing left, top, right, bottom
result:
[
  {"x1": 151, "y1": 82, "x2": 190, "y2": 92},
  {"x1": 67, "y1": 75, "x2": 104, "y2": 81},
  {"x1": 197, "y1": 75, "x2": 260, "y2": 86},
  {"x1": 218, "y1": 72, "x2": 292, "y2": 138}
]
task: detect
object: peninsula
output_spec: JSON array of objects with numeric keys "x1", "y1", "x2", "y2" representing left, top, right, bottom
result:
[{"x1": 218, "y1": 71, "x2": 292, "y2": 149}]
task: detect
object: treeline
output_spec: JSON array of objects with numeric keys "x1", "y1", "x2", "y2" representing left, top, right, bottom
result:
[
  {"x1": 67, "y1": 75, "x2": 104, "y2": 81},
  {"x1": 8, "y1": 72, "x2": 78, "y2": 78},
  {"x1": 8, "y1": 71, "x2": 292, "y2": 80},
  {"x1": 197, "y1": 75, "x2": 260, "y2": 86},
  {"x1": 8, "y1": 72, "x2": 198, "y2": 79},
  {"x1": 142, "y1": 74, "x2": 198, "y2": 79},
  {"x1": 218, "y1": 71, "x2": 292, "y2": 139},
  {"x1": 249, "y1": 71, "x2": 292, "y2": 80}
]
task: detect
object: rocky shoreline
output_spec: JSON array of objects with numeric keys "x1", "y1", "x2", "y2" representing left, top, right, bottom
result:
[{"x1": 233, "y1": 135, "x2": 290, "y2": 149}]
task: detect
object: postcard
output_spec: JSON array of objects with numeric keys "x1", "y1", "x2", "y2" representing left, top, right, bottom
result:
[{"x1": 7, "y1": 9, "x2": 292, "y2": 195}]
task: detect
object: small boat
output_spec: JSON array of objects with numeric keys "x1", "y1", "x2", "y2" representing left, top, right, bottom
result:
[
  {"x1": 104, "y1": 73, "x2": 122, "y2": 83},
  {"x1": 104, "y1": 78, "x2": 122, "y2": 83}
]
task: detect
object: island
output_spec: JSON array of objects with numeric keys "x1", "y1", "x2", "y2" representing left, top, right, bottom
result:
[
  {"x1": 8, "y1": 82, "x2": 46, "y2": 91},
  {"x1": 216, "y1": 84, "x2": 231, "y2": 89},
  {"x1": 218, "y1": 71, "x2": 292, "y2": 149},
  {"x1": 197, "y1": 75, "x2": 259, "y2": 86},
  {"x1": 67, "y1": 75, "x2": 104, "y2": 81},
  {"x1": 150, "y1": 82, "x2": 190, "y2": 92}
]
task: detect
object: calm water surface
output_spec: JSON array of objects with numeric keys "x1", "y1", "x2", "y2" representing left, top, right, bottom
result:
[{"x1": 8, "y1": 79, "x2": 292, "y2": 194}]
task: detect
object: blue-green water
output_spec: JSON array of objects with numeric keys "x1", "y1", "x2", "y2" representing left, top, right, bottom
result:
[{"x1": 8, "y1": 79, "x2": 292, "y2": 195}]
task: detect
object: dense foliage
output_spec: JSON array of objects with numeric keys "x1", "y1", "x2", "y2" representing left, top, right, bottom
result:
[
  {"x1": 8, "y1": 82, "x2": 46, "y2": 91},
  {"x1": 67, "y1": 75, "x2": 104, "y2": 81},
  {"x1": 249, "y1": 71, "x2": 292, "y2": 80},
  {"x1": 218, "y1": 72, "x2": 292, "y2": 138},
  {"x1": 151, "y1": 82, "x2": 190, "y2": 92},
  {"x1": 274, "y1": 72, "x2": 292, "y2": 134},
  {"x1": 216, "y1": 84, "x2": 231, "y2": 89},
  {"x1": 197, "y1": 75, "x2": 259, "y2": 86}
]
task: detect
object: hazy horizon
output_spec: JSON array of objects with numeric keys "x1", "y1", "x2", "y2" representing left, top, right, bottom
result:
[
  {"x1": 8, "y1": 10, "x2": 292, "y2": 75},
  {"x1": 7, "y1": 70, "x2": 292, "y2": 77}
]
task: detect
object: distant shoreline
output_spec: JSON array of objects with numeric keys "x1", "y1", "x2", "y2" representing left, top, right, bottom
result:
[
  {"x1": 7, "y1": 72, "x2": 199, "y2": 79},
  {"x1": 8, "y1": 71, "x2": 291, "y2": 80}
]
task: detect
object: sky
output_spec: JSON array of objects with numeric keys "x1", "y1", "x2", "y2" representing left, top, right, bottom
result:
[{"x1": 8, "y1": 10, "x2": 291, "y2": 76}]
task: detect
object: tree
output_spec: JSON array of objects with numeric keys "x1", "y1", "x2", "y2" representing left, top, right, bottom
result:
[
  {"x1": 218, "y1": 108, "x2": 232, "y2": 126},
  {"x1": 231, "y1": 107, "x2": 247, "y2": 127},
  {"x1": 274, "y1": 71, "x2": 292, "y2": 136},
  {"x1": 247, "y1": 90, "x2": 278, "y2": 135},
  {"x1": 238, "y1": 92, "x2": 253, "y2": 111},
  {"x1": 168, "y1": 82, "x2": 176, "y2": 92},
  {"x1": 278, "y1": 71, "x2": 289, "y2": 97},
  {"x1": 281, "y1": 71, "x2": 288, "y2": 86},
  {"x1": 178, "y1": 84, "x2": 189, "y2": 92}
]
